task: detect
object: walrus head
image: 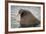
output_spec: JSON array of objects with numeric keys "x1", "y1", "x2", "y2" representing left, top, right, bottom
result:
[
  {"x1": 19, "y1": 9, "x2": 31, "y2": 17},
  {"x1": 18, "y1": 9, "x2": 40, "y2": 27}
]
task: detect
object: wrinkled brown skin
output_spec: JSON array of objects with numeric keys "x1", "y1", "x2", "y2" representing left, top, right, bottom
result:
[{"x1": 19, "y1": 9, "x2": 40, "y2": 27}]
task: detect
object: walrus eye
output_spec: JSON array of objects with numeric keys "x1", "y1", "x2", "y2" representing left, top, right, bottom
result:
[
  {"x1": 21, "y1": 12, "x2": 24, "y2": 17},
  {"x1": 21, "y1": 11, "x2": 27, "y2": 17}
]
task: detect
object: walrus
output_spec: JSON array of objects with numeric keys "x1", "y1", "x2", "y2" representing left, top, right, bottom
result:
[{"x1": 18, "y1": 9, "x2": 40, "y2": 27}]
